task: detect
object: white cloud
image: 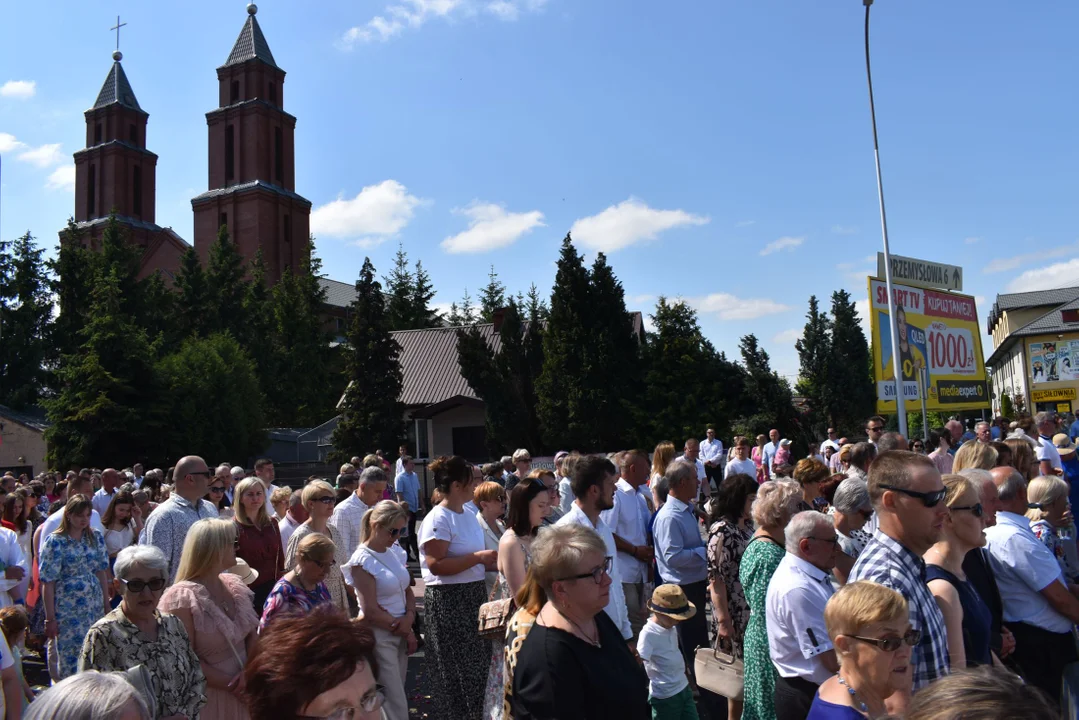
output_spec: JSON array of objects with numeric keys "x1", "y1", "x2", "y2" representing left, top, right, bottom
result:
[
  {"x1": 0, "y1": 80, "x2": 35, "y2": 99},
  {"x1": 342, "y1": 0, "x2": 544, "y2": 45},
  {"x1": 45, "y1": 164, "x2": 75, "y2": 192},
  {"x1": 440, "y1": 201, "x2": 545, "y2": 254},
  {"x1": 570, "y1": 198, "x2": 709, "y2": 253},
  {"x1": 854, "y1": 299, "x2": 872, "y2": 338},
  {"x1": 832, "y1": 225, "x2": 858, "y2": 235},
  {"x1": 311, "y1": 180, "x2": 425, "y2": 247},
  {"x1": 692, "y1": 293, "x2": 792, "y2": 321},
  {"x1": 1006, "y1": 258, "x2": 1079, "y2": 293},
  {"x1": 17, "y1": 143, "x2": 63, "y2": 168},
  {"x1": 964, "y1": 236, "x2": 980, "y2": 245},
  {"x1": 772, "y1": 328, "x2": 802, "y2": 346},
  {"x1": 983, "y1": 241, "x2": 1079, "y2": 274},
  {"x1": 626, "y1": 293, "x2": 655, "y2": 308},
  {"x1": 759, "y1": 235, "x2": 804, "y2": 256},
  {"x1": 0, "y1": 133, "x2": 26, "y2": 153}
]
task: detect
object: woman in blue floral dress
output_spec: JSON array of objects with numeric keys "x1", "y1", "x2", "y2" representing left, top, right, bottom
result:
[
  {"x1": 258, "y1": 532, "x2": 334, "y2": 632},
  {"x1": 39, "y1": 495, "x2": 110, "y2": 679}
]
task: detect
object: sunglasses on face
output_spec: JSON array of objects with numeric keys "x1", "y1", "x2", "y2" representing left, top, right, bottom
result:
[
  {"x1": 556, "y1": 556, "x2": 612, "y2": 585},
  {"x1": 878, "y1": 484, "x2": 947, "y2": 508},
  {"x1": 312, "y1": 496, "x2": 335, "y2": 505},
  {"x1": 867, "y1": 426, "x2": 883, "y2": 433},
  {"x1": 388, "y1": 526, "x2": 405, "y2": 538},
  {"x1": 849, "y1": 628, "x2": 921, "y2": 652},
  {"x1": 951, "y1": 503, "x2": 983, "y2": 518},
  {"x1": 119, "y1": 577, "x2": 166, "y2": 593},
  {"x1": 209, "y1": 486, "x2": 226, "y2": 494},
  {"x1": 233, "y1": 538, "x2": 241, "y2": 550}
]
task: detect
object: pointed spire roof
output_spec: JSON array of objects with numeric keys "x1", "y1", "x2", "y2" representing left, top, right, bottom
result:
[
  {"x1": 93, "y1": 51, "x2": 142, "y2": 111},
  {"x1": 223, "y1": 4, "x2": 278, "y2": 69}
]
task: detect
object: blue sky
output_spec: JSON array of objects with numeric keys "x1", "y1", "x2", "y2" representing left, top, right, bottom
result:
[{"x1": 3, "y1": 0, "x2": 1079, "y2": 381}]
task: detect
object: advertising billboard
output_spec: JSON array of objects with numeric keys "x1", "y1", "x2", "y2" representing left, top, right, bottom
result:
[
  {"x1": 868, "y1": 278, "x2": 990, "y2": 413},
  {"x1": 1030, "y1": 340, "x2": 1079, "y2": 384}
]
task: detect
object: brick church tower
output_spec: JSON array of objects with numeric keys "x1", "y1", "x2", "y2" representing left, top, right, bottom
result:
[
  {"x1": 191, "y1": 3, "x2": 311, "y2": 284},
  {"x1": 66, "y1": 49, "x2": 188, "y2": 278}
]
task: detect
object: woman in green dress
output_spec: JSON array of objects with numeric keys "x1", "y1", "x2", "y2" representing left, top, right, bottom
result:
[{"x1": 739, "y1": 480, "x2": 803, "y2": 720}]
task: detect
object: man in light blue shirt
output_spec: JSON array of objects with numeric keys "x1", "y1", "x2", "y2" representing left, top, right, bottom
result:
[
  {"x1": 652, "y1": 459, "x2": 708, "y2": 680},
  {"x1": 394, "y1": 456, "x2": 421, "y2": 561},
  {"x1": 762, "y1": 428, "x2": 780, "y2": 477}
]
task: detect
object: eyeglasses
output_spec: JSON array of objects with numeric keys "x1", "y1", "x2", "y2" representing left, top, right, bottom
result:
[
  {"x1": 305, "y1": 557, "x2": 337, "y2": 570},
  {"x1": 951, "y1": 503, "x2": 983, "y2": 518},
  {"x1": 119, "y1": 577, "x2": 167, "y2": 593},
  {"x1": 556, "y1": 556, "x2": 612, "y2": 584},
  {"x1": 912, "y1": 443, "x2": 924, "y2": 449},
  {"x1": 848, "y1": 629, "x2": 921, "y2": 652},
  {"x1": 867, "y1": 426, "x2": 883, "y2": 433},
  {"x1": 296, "y1": 685, "x2": 387, "y2": 719},
  {"x1": 860, "y1": 508, "x2": 875, "y2": 520},
  {"x1": 388, "y1": 527, "x2": 404, "y2": 538},
  {"x1": 877, "y1": 484, "x2": 947, "y2": 508},
  {"x1": 209, "y1": 486, "x2": 226, "y2": 494},
  {"x1": 808, "y1": 536, "x2": 840, "y2": 547},
  {"x1": 544, "y1": 484, "x2": 559, "y2": 495},
  {"x1": 233, "y1": 538, "x2": 241, "y2": 550},
  {"x1": 312, "y1": 496, "x2": 336, "y2": 505}
]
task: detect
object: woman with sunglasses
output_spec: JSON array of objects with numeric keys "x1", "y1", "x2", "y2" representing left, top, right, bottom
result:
[
  {"x1": 79, "y1": 544, "x2": 207, "y2": 720},
  {"x1": 346, "y1": 500, "x2": 415, "y2": 720},
  {"x1": 205, "y1": 478, "x2": 235, "y2": 519},
  {"x1": 924, "y1": 474, "x2": 994, "y2": 668},
  {"x1": 831, "y1": 479, "x2": 874, "y2": 587},
  {"x1": 807, "y1": 581, "x2": 915, "y2": 719},
  {"x1": 284, "y1": 480, "x2": 351, "y2": 616},
  {"x1": 259, "y1": 533, "x2": 336, "y2": 632}
]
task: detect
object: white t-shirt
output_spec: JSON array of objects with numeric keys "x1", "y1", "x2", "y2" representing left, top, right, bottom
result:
[
  {"x1": 725, "y1": 458, "x2": 757, "y2": 479},
  {"x1": 1037, "y1": 437, "x2": 1063, "y2": 472},
  {"x1": 103, "y1": 524, "x2": 135, "y2": 556},
  {"x1": 346, "y1": 544, "x2": 411, "y2": 617},
  {"x1": 0, "y1": 632, "x2": 12, "y2": 718},
  {"x1": 636, "y1": 618, "x2": 689, "y2": 700},
  {"x1": 418, "y1": 505, "x2": 485, "y2": 585}
]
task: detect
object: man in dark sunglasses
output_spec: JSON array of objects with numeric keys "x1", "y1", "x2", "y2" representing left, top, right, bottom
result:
[{"x1": 848, "y1": 450, "x2": 950, "y2": 697}]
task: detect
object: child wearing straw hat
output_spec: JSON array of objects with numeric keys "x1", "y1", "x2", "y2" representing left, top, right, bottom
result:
[{"x1": 636, "y1": 584, "x2": 700, "y2": 719}]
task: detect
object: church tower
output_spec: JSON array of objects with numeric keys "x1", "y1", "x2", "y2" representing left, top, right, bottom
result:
[{"x1": 191, "y1": 3, "x2": 311, "y2": 284}]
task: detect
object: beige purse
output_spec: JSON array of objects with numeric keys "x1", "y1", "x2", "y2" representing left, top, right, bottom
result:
[
  {"x1": 694, "y1": 644, "x2": 744, "y2": 700},
  {"x1": 478, "y1": 581, "x2": 515, "y2": 640}
]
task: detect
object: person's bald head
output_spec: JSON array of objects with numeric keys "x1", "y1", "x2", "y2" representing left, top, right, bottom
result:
[
  {"x1": 990, "y1": 465, "x2": 1027, "y2": 514},
  {"x1": 173, "y1": 456, "x2": 211, "y2": 501},
  {"x1": 102, "y1": 468, "x2": 121, "y2": 492}
]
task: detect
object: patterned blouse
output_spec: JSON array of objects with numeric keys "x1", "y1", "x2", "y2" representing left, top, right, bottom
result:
[
  {"x1": 259, "y1": 575, "x2": 332, "y2": 632},
  {"x1": 79, "y1": 607, "x2": 207, "y2": 720},
  {"x1": 1031, "y1": 519, "x2": 1070, "y2": 578}
]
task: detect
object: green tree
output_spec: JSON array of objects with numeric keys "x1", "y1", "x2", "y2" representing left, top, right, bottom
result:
[
  {"x1": 447, "y1": 288, "x2": 477, "y2": 326},
  {"x1": 0, "y1": 232, "x2": 53, "y2": 409},
  {"x1": 331, "y1": 258, "x2": 405, "y2": 461},
  {"x1": 478, "y1": 266, "x2": 506, "y2": 323},
  {"x1": 795, "y1": 295, "x2": 833, "y2": 433},
  {"x1": 205, "y1": 224, "x2": 247, "y2": 338},
  {"x1": 52, "y1": 221, "x2": 100, "y2": 363},
  {"x1": 525, "y1": 282, "x2": 549, "y2": 323},
  {"x1": 383, "y1": 243, "x2": 415, "y2": 331},
  {"x1": 241, "y1": 248, "x2": 275, "y2": 378},
  {"x1": 1000, "y1": 390, "x2": 1014, "y2": 418},
  {"x1": 410, "y1": 260, "x2": 439, "y2": 328},
  {"x1": 175, "y1": 248, "x2": 210, "y2": 338},
  {"x1": 823, "y1": 290, "x2": 875, "y2": 434},
  {"x1": 45, "y1": 268, "x2": 163, "y2": 468},
  {"x1": 156, "y1": 333, "x2": 267, "y2": 462},
  {"x1": 736, "y1": 334, "x2": 800, "y2": 450},
  {"x1": 139, "y1": 271, "x2": 178, "y2": 349}
]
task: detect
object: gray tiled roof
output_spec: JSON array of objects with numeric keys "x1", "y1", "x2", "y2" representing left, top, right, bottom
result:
[
  {"x1": 224, "y1": 14, "x2": 278, "y2": 69},
  {"x1": 75, "y1": 214, "x2": 162, "y2": 233},
  {"x1": 988, "y1": 287, "x2": 1079, "y2": 333},
  {"x1": 93, "y1": 61, "x2": 142, "y2": 111},
  {"x1": 0, "y1": 404, "x2": 49, "y2": 433},
  {"x1": 319, "y1": 277, "x2": 357, "y2": 309},
  {"x1": 190, "y1": 180, "x2": 311, "y2": 207},
  {"x1": 392, "y1": 325, "x2": 500, "y2": 406},
  {"x1": 1011, "y1": 294, "x2": 1079, "y2": 337}
]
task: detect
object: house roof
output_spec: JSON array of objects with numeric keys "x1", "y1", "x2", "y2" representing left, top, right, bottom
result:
[
  {"x1": 392, "y1": 324, "x2": 499, "y2": 406},
  {"x1": 92, "y1": 58, "x2": 143, "y2": 112},
  {"x1": 0, "y1": 405, "x2": 49, "y2": 433},
  {"x1": 223, "y1": 8, "x2": 278, "y2": 69},
  {"x1": 987, "y1": 287, "x2": 1079, "y2": 334},
  {"x1": 319, "y1": 277, "x2": 358, "y2": 309},
  {"x1": 985, "y1": 289, "x2": 1079, "y2": 367},
  {"x1": 190, "y1": 180, "x2": 311, "y2": 208}
]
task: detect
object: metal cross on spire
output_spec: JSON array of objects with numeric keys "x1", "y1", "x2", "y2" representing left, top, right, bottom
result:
[{"x1": 110, "y1": 15, "x2": 127, "y2": 51}]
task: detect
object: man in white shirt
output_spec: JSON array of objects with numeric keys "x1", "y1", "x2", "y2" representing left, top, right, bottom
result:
[
  {"x1": 132, "y1": 462, "x2": 145, "y2": 488},
  {"x1": 601, "y1": 449, "x2": 654, "y2": 640},
  {"x1": 42, "y1": 475, "x2": 106, "y2": 538},
  {"x1": 762, "y1": 428, "x2": 780, "y2": 477},
  {"x1": 1035, "y1": 411, "x2": 1064, "y2": 476},
  {"x1": 678, "y1": 438, "x2": 709, "y2": 504},
  {"x1": 725, "y1": 438, "x2": 757, "y2": 478},
  {"x1": 699, "y1": 427, "x2": 724, "y2": 493},
  {"x1": 393, "y1": 443, "x2": 409, "y2": 478},
  {"x1": 331, "y1": 466, "x2": 387, "y2": 561},
  {"x1": 556, "y1": 455, "x2": 633, "y2": 643},
  {"x1": 820, "y1": 428, "x2": 840, "y2": 454},
  {"x1": 766, "y1": 511, "x2": 839, "y2": 720},
  {"x1": 254, "y1": 458, "x2": 283, "y2": 518},
  {"x1": 278, "y1": 490, "x2": 308, "y2": 552},
  {"x1": 0, "y1": 630, "x2": 19, "y2": 719},
  {"x1": 0, "y1": 528, "x2": 27, "y2": 607},
  {"x1": 92, "y1": 468, "x2": 122, "y2": 517},
  {"x1": 985, "y1": 466, "x2": 1079, "y2": 703}
]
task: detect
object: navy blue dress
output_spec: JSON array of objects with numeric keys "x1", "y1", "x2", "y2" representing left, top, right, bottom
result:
[
  {"x1": 926, "y1": 564, "x2": 993, "y2": 666},
  {"x1": 806, "y1": 694, "x2": 865, "y2": 720}
]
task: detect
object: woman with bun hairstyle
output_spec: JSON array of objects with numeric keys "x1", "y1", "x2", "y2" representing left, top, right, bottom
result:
[{"x1": 418, "y1": 455, "x2": 497, "y2": 719}]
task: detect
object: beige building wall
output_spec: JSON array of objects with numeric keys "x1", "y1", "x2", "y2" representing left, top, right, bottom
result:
[{"x1": 0, "y1": 421, "x2": 47, "y2": 475}]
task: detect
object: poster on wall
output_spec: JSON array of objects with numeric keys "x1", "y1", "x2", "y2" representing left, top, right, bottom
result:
[
  {"x1": 1030, "y1": 340, "x2": 1079, "y2": 384},
  {"x1": 868, "y1": 278, "x2": 990, "y2": 413}
]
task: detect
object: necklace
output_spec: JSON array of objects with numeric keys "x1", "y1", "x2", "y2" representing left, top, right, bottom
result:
[
  {"x1": 836, "y1": 673, "x2": 868, "y2": 715},
  {"x1": 550, "y1": 607, "x2": 600, "y2": 647}
]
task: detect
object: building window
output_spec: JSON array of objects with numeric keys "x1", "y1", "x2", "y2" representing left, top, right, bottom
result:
[
  {"x1": 94, "y1": 123, "x2": 102, "y2": 145},
  {"x1": 230, "y1": 80, "x2": 240, "y2": 104},
  {"x1": 268, "y1": 82, "x2": 277, "y2": 105},
  {"x1": 274, "y1": 127, "x2": 284, "y2": 183},
  {"x1": 283, "y1": 214, "x2": 291, "y2": 243},
  {"x1": 133, "y1": 166, "x2": 142, "y2": 216},
  {"x1": 87, "y1": 164, "x2": 97, "y2": 219},
  {"x1": 219, "y1": 212, "x2": 227, "y2": 230},
  {"x1": 129, "y1": 124, "x2": 137, "y2": 145},
  {"x1": 224, "y1": 124, "x2": 235, "y2": 183}
]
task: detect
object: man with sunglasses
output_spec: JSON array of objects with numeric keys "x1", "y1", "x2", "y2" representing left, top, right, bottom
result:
[
  {"x1": 865, "y1": 416, "x2": 886, "y2": 446},
  {"x1": 984, "y1": 466, "x2": 1079, "y2": 706},
  {"x1": 849, "y1": 450, "x2": 950, "y2": 700},
  {"x1": 140, "y1": 456, "x2": 219, "y2": 583},
  {"x1": 766, "y1": 511, "x2": 840, "y2": 720}
]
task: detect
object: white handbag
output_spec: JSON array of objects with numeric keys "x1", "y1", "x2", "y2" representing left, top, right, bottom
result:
[{"x1": 694, "y1": 645, "x2": 744, "y2": 700}]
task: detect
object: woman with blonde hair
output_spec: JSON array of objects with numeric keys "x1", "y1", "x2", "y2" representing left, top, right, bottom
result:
[
  {"x1": 345, "y1": 500, "x2": 415, "y2": 720},
  {"x1": 925, "y1": 475, "x2": 994, "y2": 668},
  {"x1": 260, "y1": 533, "x2": 335, "y2": 631},
  {"x1": 159, "y1": 518, "x2": 259, "y2": 720},
  {"x1": 284, "y1": 480, "x2": 350, "y2": 615},
  {"x1": 475, "y1": 481, "x2": 508, "y2": 596},
  {"x1": 1004, "y1": 437, "x2": 1037, "y2": 480},
  {"x1": 951, "y1": 441, "x2": 998, "y2": 473},
  {"x1": 1026, "y1": 475, "x2": 1073, "y2": 580},
  {"x1": 740, "y1": 480, "x2": 803, "y2": 720},
  {"x1": 650, "y1": 441, "x2": 677, "y2": 509},
  {"x1": 232, "y1": 477, "x2": 283, "y2": 612},
  {"x1": 40, "y1": 495, "x2": 109, "y2": 679}
]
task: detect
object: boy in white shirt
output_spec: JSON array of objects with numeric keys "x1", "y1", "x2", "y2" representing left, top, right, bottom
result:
[{"x1": 636, "y1": 584, "x2": 699, "y2": 719}]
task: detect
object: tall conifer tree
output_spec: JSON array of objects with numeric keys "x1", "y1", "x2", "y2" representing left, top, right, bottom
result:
[
  {"x1": 0, "y1": 232, "x2": 52, "y2": 409},
  {"x1": 175, "y1": 248, "x2": 210, "y2": 338},
  {"x1": 206, "y1": 225, "x2": 247, "y2": 338}
]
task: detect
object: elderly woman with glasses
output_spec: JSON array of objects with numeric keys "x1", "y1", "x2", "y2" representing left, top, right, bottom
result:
[
  {"x1": 510, "y1": 523, "x2": 649, "y2": 720},
  {"x1": 79, "y1": 545, "x2": 206, "y2": 720},
  {"x1": 475, "y1": 481, "x2": 507, "y2": 596},
  {"x1": 831, "y1": 479, "x2": 875, "y2": 586},
  {"x1": 806, "y1": 581, "x2": 916, "y2": 719},
  {"x1": 284, "y1": 480, "x2": 351, "y2": 616},
  {"x1": 260, "y1": 533, "x2": 335, "y2": 632}
]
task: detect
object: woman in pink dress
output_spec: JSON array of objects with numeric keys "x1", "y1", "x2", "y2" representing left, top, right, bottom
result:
[
  {"x1": 160, "y1": 518, "x2": 259, "y2": 720},
  {"x1": 752, "y1": 434, "x2": 767, "y2": 484}
]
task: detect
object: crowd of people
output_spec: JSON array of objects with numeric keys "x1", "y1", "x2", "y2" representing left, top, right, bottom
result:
[{"x1": 0, "y1": 411, "x2": 1073, "y2": 718}]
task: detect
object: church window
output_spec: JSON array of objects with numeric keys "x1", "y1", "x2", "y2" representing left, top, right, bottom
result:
[
  {"x1": 133, "y1": 166, "x2": 142, "y2": 216},
  {"x1": 220, "y1": 212, "x2": 228, "y2": 230},
  {"x1": 274, "y1": 127, "x2": 284, "y2": 183},
  {"x1": 231, "y1": 80, "x2": 240, "y2": 104},
  {"x1": 268, "y1": 82, "x2": 277, "y2": 105},
  {"x1": 284, "y1": 214, "x2": 292, "y2": 244},
  {"x1": 225, "y1": 125, "x2": 235, "y2": 183},
  {"x1": 94, "y1": 123, "x2": 102, "y2": 145},
  {"x1": 129, "y1": 124, "x2": 137, "y2": 145},
  {"x1": 87, "y1": 164, "x2": 97, "y2": 219}
]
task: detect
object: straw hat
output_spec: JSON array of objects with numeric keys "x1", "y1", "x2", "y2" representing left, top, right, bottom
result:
[
  {"x1": 1053, "y1": 433, "x2": 1076, "y2": 459},
  {"x1": 648, "y1": 584, "x2": 697, "y2": 621},
  {"x1": 226, "y1": 558, "x2": 259, "y2": 585}
]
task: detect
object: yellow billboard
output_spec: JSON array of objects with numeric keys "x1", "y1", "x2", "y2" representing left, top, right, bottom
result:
[{"x1": 868, "y1": 278, "x2": 989, "y2": 413}]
